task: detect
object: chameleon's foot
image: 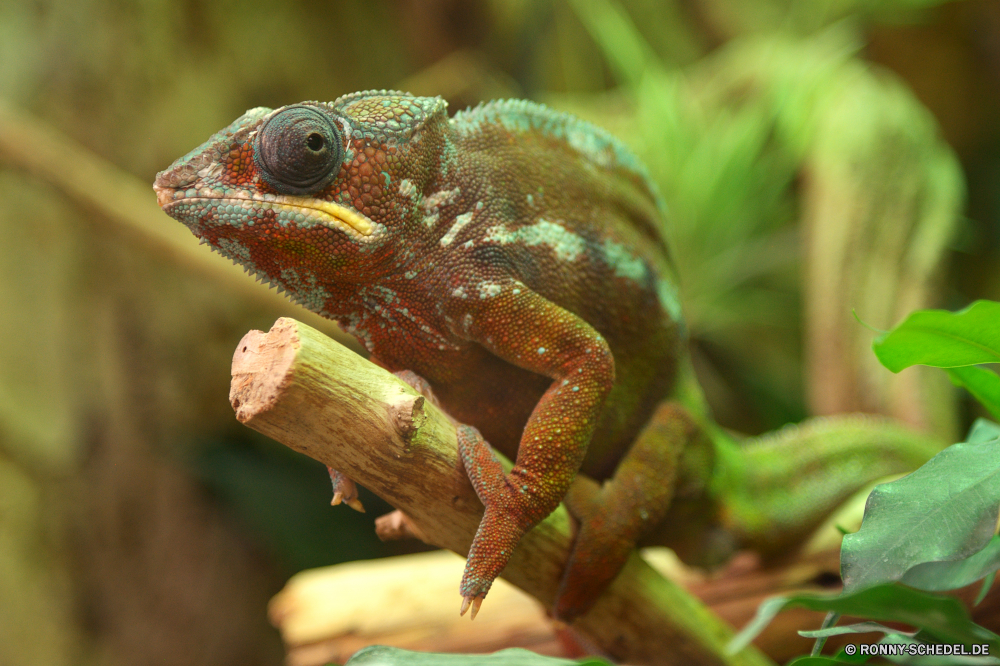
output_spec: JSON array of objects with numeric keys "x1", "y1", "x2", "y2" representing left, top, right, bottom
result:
[
  {"x1": 456, "y1": 424, "x2": 543, "y2": 617},
  {"x1": 327, "y1": 466, "x2": 365, "y2": 512},
  {"x1": 374, "y1": 509, "x2": 427, "y2": 541},
  {"x1": 458, "y1": 499, "x2": 526, "y2": 615},
  {"x1": 459, "y1": 594, "x2": 485, "y2": 619}
]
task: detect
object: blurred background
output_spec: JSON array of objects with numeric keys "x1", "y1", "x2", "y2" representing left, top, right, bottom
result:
[{"x1": 1, "y1": 0, "x2": 998, "y2": 664}]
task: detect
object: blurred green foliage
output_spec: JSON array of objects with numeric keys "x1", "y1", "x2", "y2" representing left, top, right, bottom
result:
[
  {"x1": 550, "y1": 0, "x2": 966, "y2": 435},
  {"x1": 0, "y1": 1, "x2": 998, "y2": 665}
]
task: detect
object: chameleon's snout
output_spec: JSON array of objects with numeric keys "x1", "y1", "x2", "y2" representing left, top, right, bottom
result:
[
  {"x1": 153, "y1": 163, "x2": 203, "y2": 211},
  {"x1": 152, "y1": 179, "x2": 175, "y2": 209},
  {"x1": 153, "y1": 156, "x2": 205, "y2": 207}
]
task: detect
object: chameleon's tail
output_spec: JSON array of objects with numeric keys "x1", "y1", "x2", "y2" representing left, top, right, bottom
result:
[{"x1": 713, "y1": 414, "x2": 944, "y2": 559}]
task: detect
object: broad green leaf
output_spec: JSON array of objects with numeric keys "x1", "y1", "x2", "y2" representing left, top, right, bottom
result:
[
  {"x1": 728, "y1": 584, "x2": 1000, "y2": 654},
  {"x1": 840, "y1": 439, "x2": 1000, "y2": 593},
  {"x1": 873, "y1": 300, "x2": 1000, "y2": 373},
  {"x1": 901, "y1": 536, "x2": 1000, "y2": 592},
  {"x1": 829, "y1": 647, "x2": 871, "y2": 664},
  {"x1": 968, "y1": 419, "x2": 1000, "y2": 444},
  {"x1": 346, "y1": 646, "x2": 588, "y2": 665},
  {"x1": 947, "y1": 366, "x2": 1000, "y2": 422},
  {"x1": 829, "y1": 647, "x2": 872, "y2": 664}
]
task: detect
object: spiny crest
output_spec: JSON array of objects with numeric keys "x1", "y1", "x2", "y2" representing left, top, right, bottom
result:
[
  {"x1": 450, "y1": 98, "x2": 664, "y2": 213},
  {"x1": 330, "y1": 89, "x2": 412, "y2": 105},
  {"x1": 329, "y1": 89, "x2": 447, "y2": 136}
]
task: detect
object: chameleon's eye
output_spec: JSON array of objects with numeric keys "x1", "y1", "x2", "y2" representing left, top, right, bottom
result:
[{"x1": 254, "y1": 105, "x2": 343, "y2": 194}]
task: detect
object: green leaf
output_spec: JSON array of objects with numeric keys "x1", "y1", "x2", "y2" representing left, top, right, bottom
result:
[
  {"x1": 977, "y1": 571, "x2": 997, "y2": 606},
  {"x1": 872, "y1": 301, "x2": 1000, "y2": 373},
  {"x1": 566, "y1": 0, "x2": 657, "y2": 87},
  {"x1": 829, "y1": 648, "x2": 872, "y2": 665},
  {"x1": 947, "y1": 366, "x2": 1000, "y2": 422},
  {"x1": 346, "y1": 646, "x2": 584, "y2": 665},
  {"x1": 811, "y1": 611, "x2": 842, "y2": 657},
  {"x1": 786, "y1": 657, "x2": 862, "y2": 665},
  {"x1": 729, "y1": 584, "x2": 1000, "y2": 654},
  {"x1": 901, "y1": 535, "x2": 1000, "y2": 592},
  {"x1": 876, "y1": 634, "x2": 1000, "y2": 665},
  {"x1": 968, "y1": 419, "x2": 1000, "y2": 444},
  {"x1": 728, "y1": 596, "x2": 790, "y2": 653},
  {"x1": 829, "y1": 647, "x2": 872, "y2": 665},
  {"x1": 840, "y1": 438, "x2": 1000, "y2": 593},
  {"x1": 799, "y1": 621, "x2": 915, "y2": 639}
]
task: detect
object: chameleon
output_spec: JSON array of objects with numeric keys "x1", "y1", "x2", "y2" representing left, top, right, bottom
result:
[{"x1": 154, "y1": 90, "x2": 939, "y2": 621}]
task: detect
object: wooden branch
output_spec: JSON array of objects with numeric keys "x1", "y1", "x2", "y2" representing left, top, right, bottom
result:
[
  {"x1": 230, "y1": 317, "x2": 774, "y2": 666},
  {"x1": 269, "y1": 550, "x2": 569, "y2": 666}
]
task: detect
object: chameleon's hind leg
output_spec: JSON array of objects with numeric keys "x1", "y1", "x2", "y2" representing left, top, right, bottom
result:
[{"x1": 554, "y1": 401, "x2": 710, "y2": 621}]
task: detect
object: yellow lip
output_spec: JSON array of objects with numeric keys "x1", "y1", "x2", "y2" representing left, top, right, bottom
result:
[
  {"x1": 159, "y1": 190, "x2": 375, "y2": 237},
  {"x1": 272, "y1": 195, "x2": 374, "y2": 236}
]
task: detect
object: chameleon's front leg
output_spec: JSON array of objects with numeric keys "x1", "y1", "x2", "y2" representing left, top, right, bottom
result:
[
  {"x1": 326, "y1": 467, "x2": 365, "y2": 512},
  {"x1": 454, "y1": 283, "x2": 615, "y2": 618}
]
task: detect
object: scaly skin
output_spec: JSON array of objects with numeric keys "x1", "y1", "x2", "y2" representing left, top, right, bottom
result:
[{"x1": 154, "y1": 91, "x2": 940, "y2": 620}]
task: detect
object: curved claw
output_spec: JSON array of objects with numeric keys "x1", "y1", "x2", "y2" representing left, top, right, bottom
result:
[
  {"x1": 331, "y1": 491, "x2": 366, "y2": 512},
  {"x1": 459, "y1": 594, "x2": 485, "y2": 620},
  {"x1": 328, "y1": 467, "x2": 365, "y2": 512},
  {"x1": 456, "y1": 424, "x2": 542, "y2": 620}
]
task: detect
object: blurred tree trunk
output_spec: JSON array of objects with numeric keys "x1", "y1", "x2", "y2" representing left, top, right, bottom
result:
[{"x1": 801, "y1": 64, "x2": 962, "y2": 439}]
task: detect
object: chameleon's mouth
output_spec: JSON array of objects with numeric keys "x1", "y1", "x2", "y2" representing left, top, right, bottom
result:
[
  {"x1": 268, "y1": 195, "x2": 374, "y2": 236},
  {"x1": 155, "y1": 187, "x2": 374, "y2": 237}
]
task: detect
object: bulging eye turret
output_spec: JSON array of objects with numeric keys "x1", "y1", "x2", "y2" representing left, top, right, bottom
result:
[{"x1": 254, "y1": 105, "x2": 343, "y2": 194}]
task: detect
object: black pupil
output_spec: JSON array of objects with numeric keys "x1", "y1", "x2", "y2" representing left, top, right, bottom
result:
[
  {"x1": 306, "y1": 133, "x2": 324, "y2": 151},
  {"x1": 255, "y1": 105, "x2": 342, "y2": 194}
]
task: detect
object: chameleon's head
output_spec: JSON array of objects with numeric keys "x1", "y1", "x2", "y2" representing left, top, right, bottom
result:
[{"x1": 154, "y1": 91, "x2": 448, "y2": 309}]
